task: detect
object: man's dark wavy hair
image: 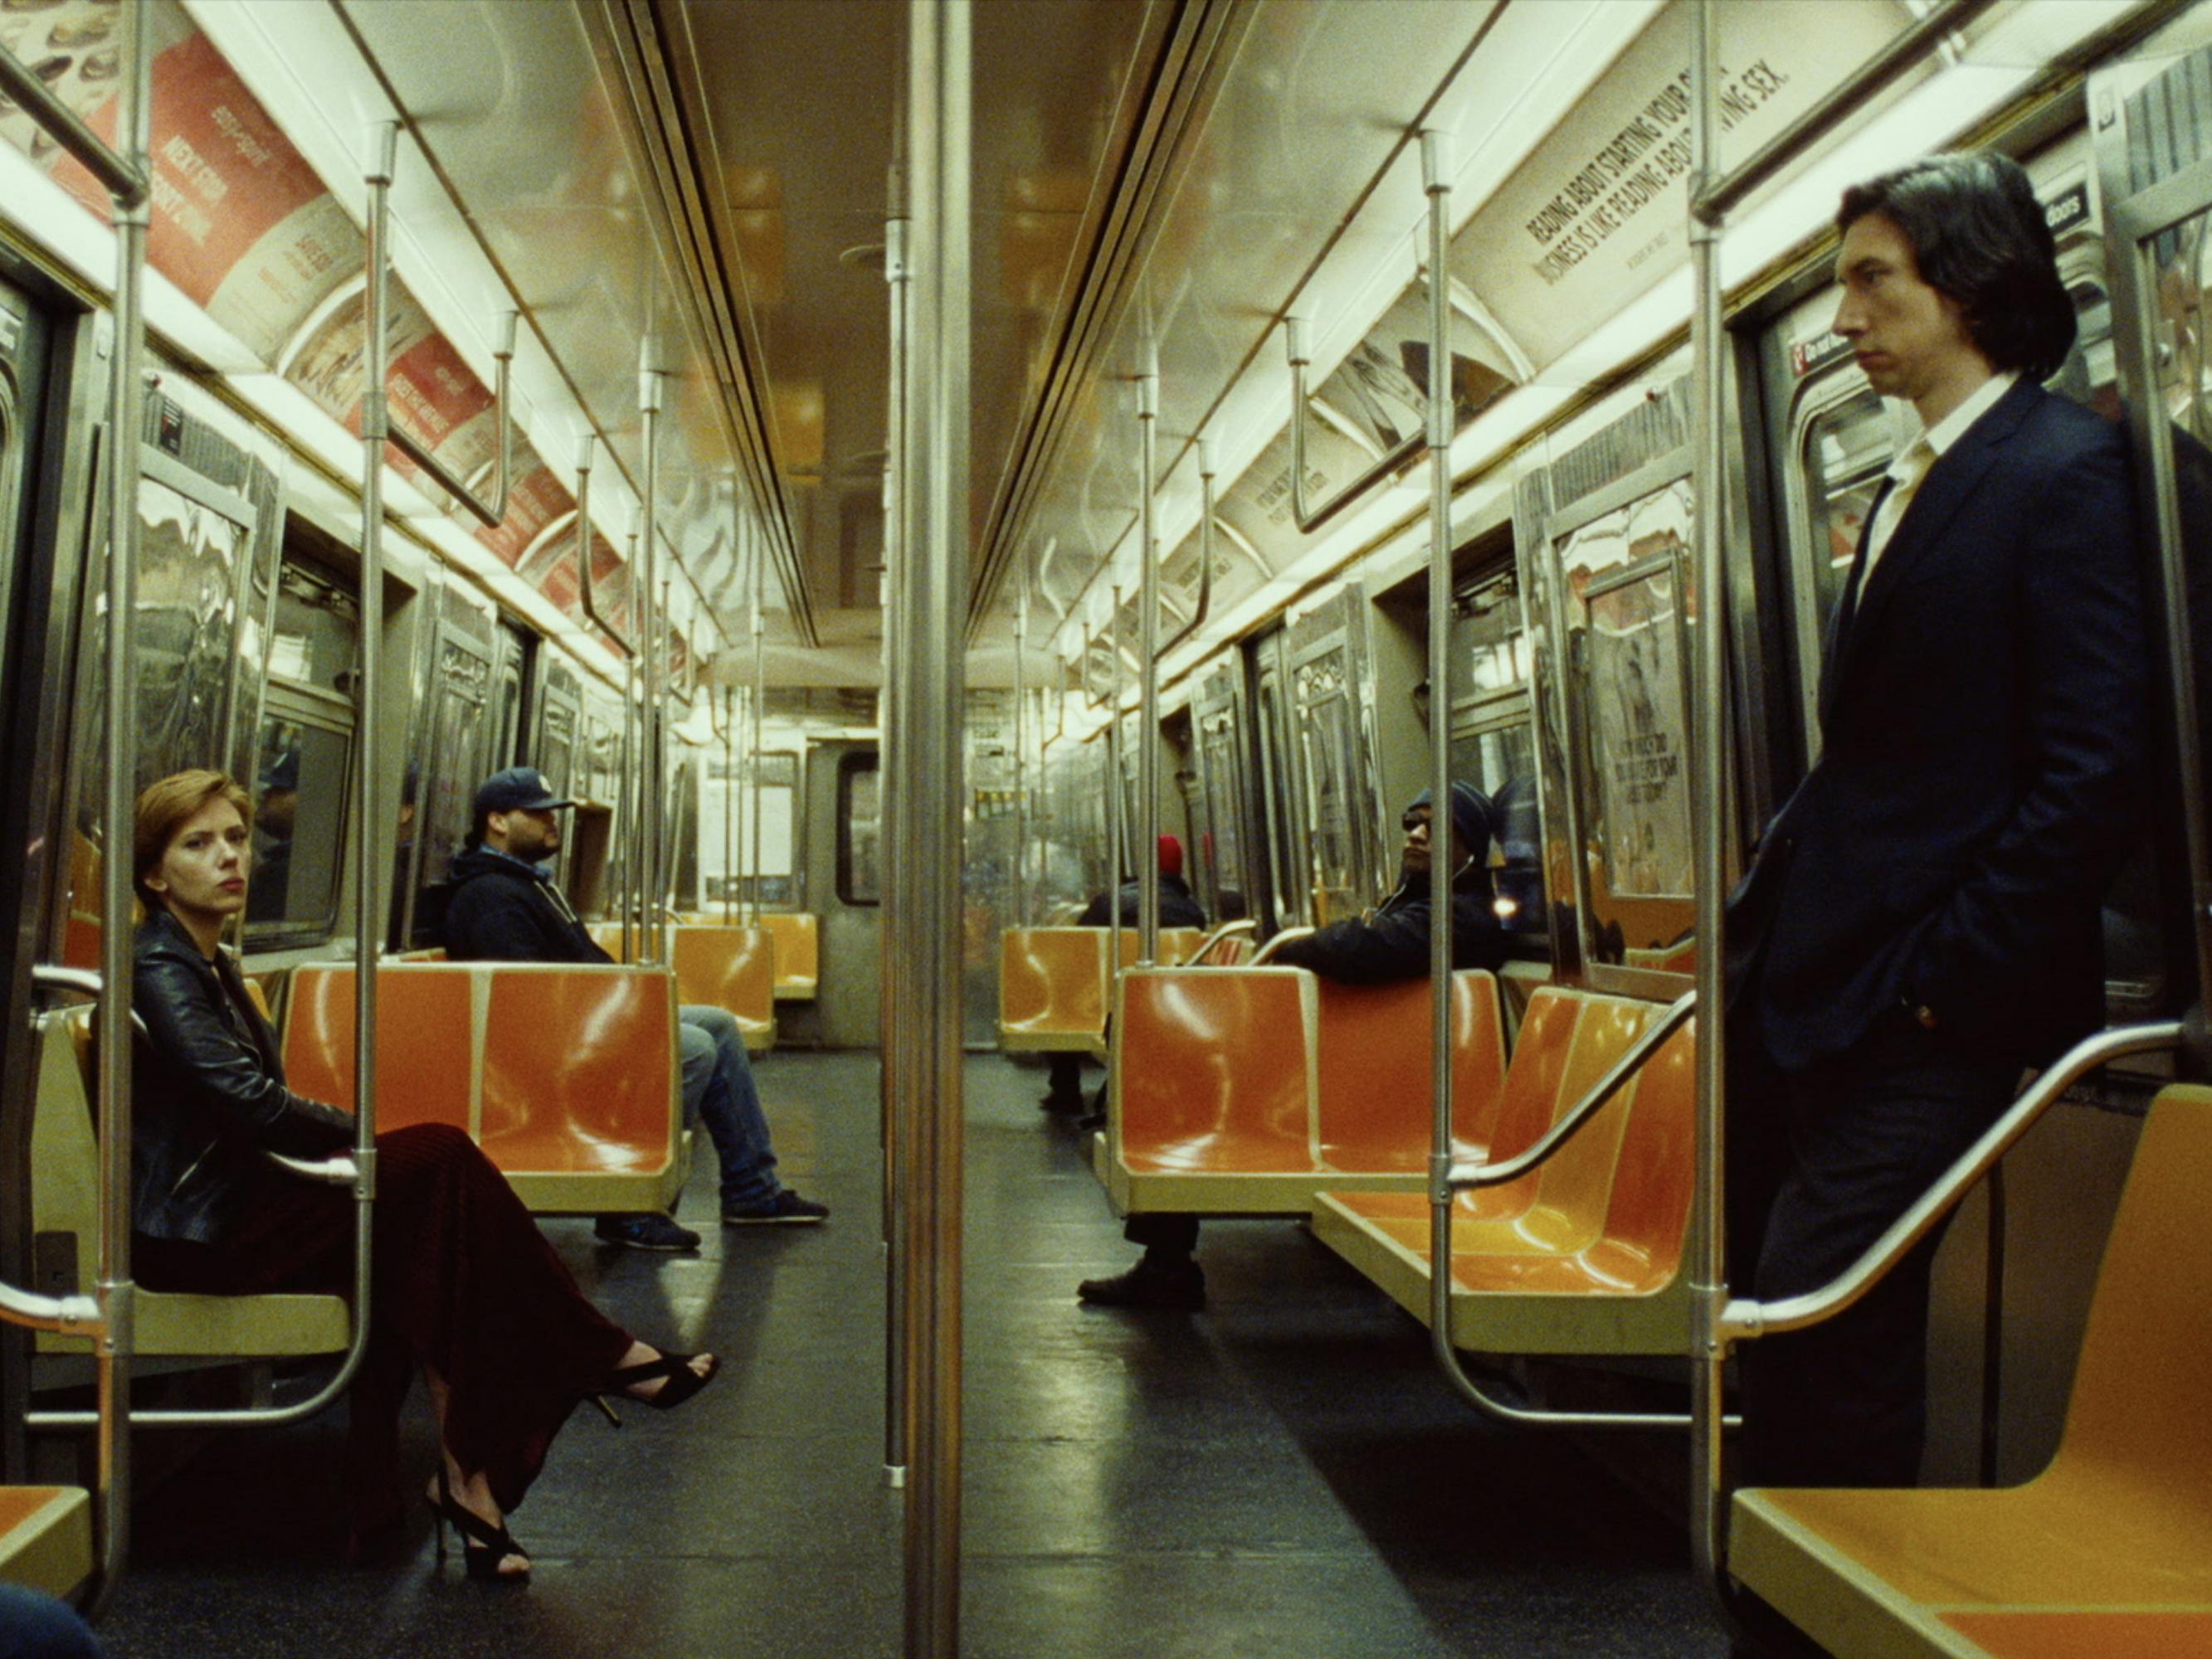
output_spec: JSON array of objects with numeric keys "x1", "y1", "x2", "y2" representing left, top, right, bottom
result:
[{"x1": 1836, "y1": 153, "x2": 2076, "y2": 381}]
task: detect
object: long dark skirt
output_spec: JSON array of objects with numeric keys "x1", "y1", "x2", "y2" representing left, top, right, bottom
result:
[{"x1": 135, "y1": 1123, "x2": 634, "y2": 1548}]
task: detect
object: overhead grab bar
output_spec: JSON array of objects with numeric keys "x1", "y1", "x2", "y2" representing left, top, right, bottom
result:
[
  {"x1": 363, "y1": 123, "x2": 518, "y2": 532},
  {"x1": 1445, "y1": 991, "x2": 1694, "y2": 1191},
  {"x1": 1283, "y1": 314, "x2": 1429, "y2": 538},
  {"x1": 1157, "y1": 438, "x2": 1216, "y2": 661},
  {"x1": 572, "y1": 437, "x2": 635, "y2": 655},
  {"x1": 0, "y1": 48, "x2": 147, "y2": 207}
]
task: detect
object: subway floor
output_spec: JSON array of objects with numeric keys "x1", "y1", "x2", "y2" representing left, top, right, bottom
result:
[{"x1": 91, "y1": 1048, "x2": 1733, "y2": 1658}]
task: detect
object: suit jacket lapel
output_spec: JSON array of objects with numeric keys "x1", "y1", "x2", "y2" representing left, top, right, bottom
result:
[{"x1": 1820, "y1": 379, "x2": 2044, "y2": 726}]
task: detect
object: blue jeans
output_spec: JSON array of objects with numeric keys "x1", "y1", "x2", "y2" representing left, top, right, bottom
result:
[
  {"x1": 679, "y1": 1005, "x2": 782, "y2": 1211},
  {"x1": 0, "y1": 1585, "x2": 103, "y2": 1657}
]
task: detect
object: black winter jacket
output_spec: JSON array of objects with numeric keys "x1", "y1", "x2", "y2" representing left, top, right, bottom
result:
[
  {"x1": 131, "y1": 911, "x2": 353, "y2": 1243},
  {"x1": 1076, "y1": 874, "x2": 1207, "y2": 930},
  {"x1": 439, "y1": 845, "x2": 612, "y2": 964},
  {"x1": 1269, "y1": 871, "x2": 1508, "y2": 985}
]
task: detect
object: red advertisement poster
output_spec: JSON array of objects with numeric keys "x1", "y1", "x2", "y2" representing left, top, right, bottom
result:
[
  {"x1": 39, "y1": 12, "x2": 363, "y2": 365},
  {"x1": 476, "y1": 459, "x2": 571, "y2": 569}
]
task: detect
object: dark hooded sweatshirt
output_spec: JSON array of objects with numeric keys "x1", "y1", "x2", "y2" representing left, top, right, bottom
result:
[
  {"x1": 439, "y1": 845, "x2": 613, "y2": 965},
  {"x1": 1268, "y1": 868, "x2": 1508, "y2": 985}
]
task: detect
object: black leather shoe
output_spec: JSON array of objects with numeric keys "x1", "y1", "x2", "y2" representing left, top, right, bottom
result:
[{"x1": 1076, "y1": 1257, "x2": 1205, "y2": 1310}]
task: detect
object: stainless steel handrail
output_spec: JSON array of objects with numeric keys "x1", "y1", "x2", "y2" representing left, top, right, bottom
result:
[
  {"x1": 0, "y1": 50, "x2": 145, "y2": 206},
  {"x1": 1013, "y1": 584, "x2": 1029, "y2": 929},
  {"x1": 721, "y1": 684, "x2": 738, "y2": 927},
  {"x1": 1247, "y1": 925, "x2": 1313, "y2": 966},
  {"x1": 751, "y1": 547, "x2": 767, "y2": 928},
  {"x1": 1285, "y1": 315, "x2": 1428, "y2": 536},
  {"x1": 1106, "y1": 584, "x2": 1125, "y2": 989},
  {"x1": 362, "y1": 130, "x2": 517, "y2": 530},
  {"x1": 572, "y1": 439, "x2": 641, "y2": 956},
  {"x1": 1158, "y1": 438, "x2": 1216, "y2": 662},
  {"x1": 1723, "y1": 1021, "x2": 2182, "y2": 1344},
  {"x1": 896, "y1": 2, "x2": 971, "y2": 1645},
  {"x1": 0, "y1": 1282, "x2": 102, "y2": 1338},
  {"x1": 1445, "y1": 991, "x2": 1695, "y2": 1190},
  {"x1": 639, "y1": 360, "x2": 667, "y2": 965},
  {"x1": 1184, "y1": 917, "x2": 1257, "y2": 965},
  {"x1": 1137, "y1": 350, "x2": 1162, "y2": 967},
  {"x1": 31, "y1": 965, "x2": 103, "y2": 998}
]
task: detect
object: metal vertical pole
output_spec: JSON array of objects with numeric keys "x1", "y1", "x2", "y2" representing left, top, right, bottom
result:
[
  {"x1": 621, "y1": 533, "x2": 640, "y2": 963},
  {"x1": 89, "y1": 1, "x2": 150, "y2": 1609},
  {"x1": 1013, "y1": 586, "x2": 1028, "y2": 930},
  {"x1": 1136, "y1": 349, "x2": 1161, "y2": 965},
  {"x1": 1686, "y1": 0, "x2": 1734, "y2": 1608},
  {"x1": 639, "y1": 360, "x2": 665, "y2": 961},
  {"x1": 1108, "y1": 585, "x2": 1124, "y2": 982},
  {"x1": 752, "y1": 543, "x2": 767, "y2": 926},
  {"x1": 899, "y1": 0, "x2": 970, "y2": 1649},
  {"x1": 724, "y1": 684, "x2": 738, "y2": 926},
  {"x1": 882, "y1": 188, "x2": 911, "y2": 1486},
  {"x1": 1420, "y1": 127, "x2": 1459, "y2": 1387}
]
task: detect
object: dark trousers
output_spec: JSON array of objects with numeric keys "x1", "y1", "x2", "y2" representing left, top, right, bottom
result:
[
  {"x1": 1727, "y1": 1010, "x2": 2017, "y2": 1489},
  {"x1": 1126, "y1": 1213, "x2": 1199, "y2": 1256}
]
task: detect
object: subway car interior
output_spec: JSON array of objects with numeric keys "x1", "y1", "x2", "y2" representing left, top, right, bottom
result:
[{"x1": 3, "y1": 0, "x2": 2212, "y2": 1654}]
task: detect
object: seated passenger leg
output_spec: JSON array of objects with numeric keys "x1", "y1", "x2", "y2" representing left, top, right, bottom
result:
[
  {"x1": 589, "y1": 1023, "x2": 710, "y2": 1252},
  {"x1": 1077, "y1": 1213, "x2": 1203, "y2": 1310},
  {"x1": 680, "y1": 1004, "x2": 828, "y2": 1225}
]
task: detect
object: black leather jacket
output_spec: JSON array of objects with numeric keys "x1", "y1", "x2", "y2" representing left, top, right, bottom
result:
[{"x1": 132, "y1": 911, "x2": 353, "y2": 1243}]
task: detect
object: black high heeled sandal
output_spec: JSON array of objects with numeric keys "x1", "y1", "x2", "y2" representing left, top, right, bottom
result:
[
  {"x1": 589, "y1": 1350, "x2": 720, "y2": 1427},
  {"x1": 427, "y1": 1467, "x2": 531, "y2": 1584}
]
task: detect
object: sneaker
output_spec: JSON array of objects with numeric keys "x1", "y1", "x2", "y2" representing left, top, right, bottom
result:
[
  {"x1": 723, "y1": 1190, "x2": 830, "y2": 1226},
  {"x1": 1076, "y1": 1256, "x2": 1205, "y2": 1310},
  {"x1": 594, "y1": 1213, "x2": 702, "y2": 1252}
]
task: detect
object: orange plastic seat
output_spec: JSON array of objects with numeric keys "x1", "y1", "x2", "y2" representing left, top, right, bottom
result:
[
  {"x1": 1104, "y1": 967, "x2": 1508, "y2": 1216},
  {"x1": 1313, "y1": 974, "x2": 1507, "y2": 1174},
  {"x1": 998, "y1": 927, "x2": 1109, "y2": 1055},
  {"x1": 478, "y1": 966, "x2": 684, "y2": 1206},
  {"x1": 0, "y1": 1486, "x2": 92, "y2": 1599},
  {"x1": 1107, "y1": 967, "x2": 1317, "y2": 1213},
  {"x1": 669, "y1": 924, "x2": 777, "y2": 1052},
  {"x1": 283, "y1": 962, "x2": 685, "y2": 1214},
  {"x1": 1313, "y1": 995, "x2": 1704, "y2": 1355},
  {"x1": 282, "y1": 964, "x2": 475, "y2": 1131},
  {"x1": 1729, "y1": 1084, "x2": 2212, "y2": 1659},
  {"x1": 757, "y1": 912, "x2": 821, "y2": 1000}
]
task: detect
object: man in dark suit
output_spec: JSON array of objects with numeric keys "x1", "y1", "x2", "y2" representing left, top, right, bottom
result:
[{"x1": 1726, "y1": 153, "x2": 2149, "y2": 1491}]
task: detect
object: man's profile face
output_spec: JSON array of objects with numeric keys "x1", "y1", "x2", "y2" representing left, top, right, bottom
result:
[
  {"x1": 1399, "y1": 803, "x2": 1474, "y2": 880},
  {"x1": 492, "y1": 806, "x2": 563, "y2": 862},
  {"x1": 1831, "y1": 212, "x2": 1980, "y2": 406}
]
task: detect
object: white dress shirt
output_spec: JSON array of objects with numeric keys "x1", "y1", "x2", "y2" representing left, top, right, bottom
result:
[{"x1": 1859, "y1": 370, "x2": 2020, "y2": 585}]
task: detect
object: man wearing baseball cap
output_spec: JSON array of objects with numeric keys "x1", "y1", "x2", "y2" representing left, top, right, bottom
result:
[{"x1": 441, "y1": 767, "x2": 828, "y2": 1249}]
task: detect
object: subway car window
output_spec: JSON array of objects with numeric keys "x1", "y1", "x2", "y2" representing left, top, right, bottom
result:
[
  {"x1": 244, "y1": 557, "x2": 358, "y2": 945},
  {"x1": 710, "y1": 751, "x2": 801, "y2": 907},
  {"x1": 1562, "y1": 475, "x2": 1695, "y2": 966},
  {"x1": 1450, "y1": 569, "x2": 1544, "y2": 938},
  {"x1": 1799, "y1": 390, "x2": 1888, "y2": 640},
  {"x1": 837, "y1": 751, "x2": 881, "y2": 906}
]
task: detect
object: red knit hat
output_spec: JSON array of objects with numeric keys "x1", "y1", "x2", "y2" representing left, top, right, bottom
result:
[{"x1": 1157, "y1": 834, "x2": 1184, "y2": 879}]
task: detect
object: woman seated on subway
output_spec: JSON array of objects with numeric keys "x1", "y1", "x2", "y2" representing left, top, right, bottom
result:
[{"x1": 128, "y1": 767, "x2": 716, "y2": 1582}]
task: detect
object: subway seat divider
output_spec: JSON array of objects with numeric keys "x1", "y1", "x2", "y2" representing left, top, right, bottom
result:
[
  {"x1": 1727, "y1": 1084, "x2": 2212, "y2": 1659},
  {"x1": 1308, "y1": 986, "x2": 1702, "y2": 1357},
  {"x1": 30, "y1": 1009, "x2": 352, "y2": 1359},
  {"x1": 281, "y1": 961, "x2": 688, "y2": 1215},
  {"x1": 0, "y1": 1486, "x2": 93, "y2": 1602}
]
